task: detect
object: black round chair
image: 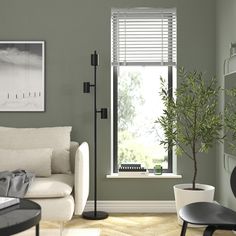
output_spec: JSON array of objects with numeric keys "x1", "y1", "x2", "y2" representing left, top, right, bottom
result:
[{"x1": 179, "y1": 167, "x2": 236, "y2": 236}]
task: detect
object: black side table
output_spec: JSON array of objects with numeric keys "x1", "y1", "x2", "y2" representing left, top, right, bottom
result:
[{"x1": 0, "y1": 198, "x2": 41, "y2": 236}]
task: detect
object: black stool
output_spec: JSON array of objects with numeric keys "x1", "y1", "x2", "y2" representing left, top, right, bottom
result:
[{"x1": 179, "y1": 167, "x2": 236, "y2": 236}]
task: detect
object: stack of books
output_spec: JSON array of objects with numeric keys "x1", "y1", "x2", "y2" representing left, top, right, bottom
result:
[
  {"x1": 0, "y1": 197, "x2": 20, "y2": 210},
  {"x1": 118, "y1": 164, "x2": 149, "y2": 176}
]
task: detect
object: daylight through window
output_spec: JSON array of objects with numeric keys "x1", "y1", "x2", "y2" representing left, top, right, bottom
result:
[{"x1": 111, "y1": 8, "x2": 177, "y2": 173}]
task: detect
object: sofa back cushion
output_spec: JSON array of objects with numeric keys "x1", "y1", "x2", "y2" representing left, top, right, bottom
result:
[
  {"x1": 0, "y1": 148, "x2": 52, "y2": 177},
  {"x1": 0, "y1": 126, "x2": 72, "y2": 174}
]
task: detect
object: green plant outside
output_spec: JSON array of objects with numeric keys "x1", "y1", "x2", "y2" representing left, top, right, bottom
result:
[{"x1": 117, "y1": 68, "x2": 168, "y2": 169}]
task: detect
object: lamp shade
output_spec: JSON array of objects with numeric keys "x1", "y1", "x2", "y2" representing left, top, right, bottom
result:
[
  {"x1": 101, "y1": 108, "x2": 108, "y2": 119},
  {"x1": 83, "y1": 82, "x2": 91, "y2": 93},
  {"x1": 91, "y1": 51, "x2": 99, "y2": 66}
]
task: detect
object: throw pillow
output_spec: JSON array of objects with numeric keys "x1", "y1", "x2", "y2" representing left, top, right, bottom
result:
[{"x1": 0, "y1": 148, "x2": 52, "y2": 177}]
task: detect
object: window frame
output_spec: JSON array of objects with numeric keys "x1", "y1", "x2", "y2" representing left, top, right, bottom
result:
[
  {"x1": 111, "y1": 8, "x2": 176, "y2": 173},
  {"x1": 112, "y1": 65, "x2": 174, "y2": 173}
]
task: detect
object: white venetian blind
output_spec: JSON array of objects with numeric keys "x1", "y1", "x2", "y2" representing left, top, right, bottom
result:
[{"x1": 111, "y1": 8, "x2": 176, "y2": 66}]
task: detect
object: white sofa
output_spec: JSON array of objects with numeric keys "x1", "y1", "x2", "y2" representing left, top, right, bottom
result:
[{"x1": 0, "y1": 127, "x2": 89, "y2": 222}]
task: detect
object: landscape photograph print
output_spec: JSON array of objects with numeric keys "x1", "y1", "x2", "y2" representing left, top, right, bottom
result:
[{"x1": 0, "y1": 41, "x2": 45, "y2": 112}]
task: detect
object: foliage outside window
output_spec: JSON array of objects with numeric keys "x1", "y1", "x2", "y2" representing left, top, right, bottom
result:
[{"x1": 111, "y1": 8, "x2": 176, "y2": 172}]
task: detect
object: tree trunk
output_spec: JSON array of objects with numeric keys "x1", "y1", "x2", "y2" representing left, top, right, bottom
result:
[
  {"x1": 192, "y1": 152, "x2": 197, "y2": 190},
  {"x1": 192, "y1": 104, "x2": 197, "y2": 190}
]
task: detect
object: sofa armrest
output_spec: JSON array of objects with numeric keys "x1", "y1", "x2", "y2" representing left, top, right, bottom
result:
[
  {"x1": 74, "y1": 142, "x2": 89, "y2": 215},
  {"x1": 70, "y1": 141, "x2": 79, "y2": 173}
]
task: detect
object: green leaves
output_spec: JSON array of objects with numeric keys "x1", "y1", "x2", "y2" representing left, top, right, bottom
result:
[
  {"x1": 118, "y1": 71, "x2": 144, "y2": 131},
  {"x1": 157, "y1": 68, "x2": 223, "y2": 188}
]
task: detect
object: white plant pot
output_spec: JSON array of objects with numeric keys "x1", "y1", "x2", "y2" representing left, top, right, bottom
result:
[{"x1": 174, "y1": 183, "x2": 215, "y2": 225}]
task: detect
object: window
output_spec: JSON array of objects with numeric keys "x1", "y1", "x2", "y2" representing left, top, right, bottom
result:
[{"x1": 111, "y1": 8, "x2": 176, "y2": 173}]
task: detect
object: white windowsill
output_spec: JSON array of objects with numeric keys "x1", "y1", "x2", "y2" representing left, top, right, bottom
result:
[{"x1": 106, "y1": 173, "x2": 182, "y2": 179}]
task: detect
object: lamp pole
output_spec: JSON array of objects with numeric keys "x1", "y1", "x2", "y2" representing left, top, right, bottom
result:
[{"x1": 82, "y1": 51, "x2": 109, "y2": 220}]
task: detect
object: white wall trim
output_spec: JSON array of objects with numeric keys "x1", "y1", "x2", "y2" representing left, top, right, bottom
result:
[{"x1": 84, "y1": 201, "x2": 176, "y2": 213}]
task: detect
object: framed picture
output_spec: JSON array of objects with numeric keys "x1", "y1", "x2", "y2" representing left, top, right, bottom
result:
[{"x1": 0, "y1": 41, "x2": 45, "y2": 112}]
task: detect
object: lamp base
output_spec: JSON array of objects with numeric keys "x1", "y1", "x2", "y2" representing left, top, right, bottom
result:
[{"x1": 82, "y1": 211, "x2": 109, "y2": 220}]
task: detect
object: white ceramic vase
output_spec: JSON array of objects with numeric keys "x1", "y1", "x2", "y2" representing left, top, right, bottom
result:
[{"x1": 174, "y1": 183, "x2": 215, "y2": 225}]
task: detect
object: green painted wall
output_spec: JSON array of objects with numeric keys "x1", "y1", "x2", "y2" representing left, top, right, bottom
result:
[
  {"x1": 0, "y1": 0, "x2": 216, "y2": 200},
  {"x1": 216, "y1": 0, "x2": 236, "y2": 209}
]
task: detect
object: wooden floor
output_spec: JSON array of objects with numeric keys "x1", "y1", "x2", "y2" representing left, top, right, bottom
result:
[{"x1": 42, "y1": 213, "x2": 235, "y2": 236}]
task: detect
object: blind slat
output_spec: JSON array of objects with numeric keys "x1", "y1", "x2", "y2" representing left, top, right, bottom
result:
[{"x1": 111, "y1": 8, "x2": 177, "y2": 66}]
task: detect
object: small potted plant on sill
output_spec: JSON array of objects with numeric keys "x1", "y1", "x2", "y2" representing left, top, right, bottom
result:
[
  {"x1": 153, "y1": 164, "x2": 163, "y2": 175},
  {"x1": 157, "y1": 68, "x2": 223, "y2": 224}
]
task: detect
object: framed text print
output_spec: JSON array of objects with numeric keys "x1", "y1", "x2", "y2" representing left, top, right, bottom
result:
[{"x1": 0, "y1": 41, "x2": 45, "y2": 112}]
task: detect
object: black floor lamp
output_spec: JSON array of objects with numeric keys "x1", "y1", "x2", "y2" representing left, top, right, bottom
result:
[{"x1": 82, "y1": 51, "x2": 109, "y2": 220}]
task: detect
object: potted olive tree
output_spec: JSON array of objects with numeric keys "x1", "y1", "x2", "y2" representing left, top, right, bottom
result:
[{"x1": 157, "y1": 68, "x2": 223, "y2": 223}]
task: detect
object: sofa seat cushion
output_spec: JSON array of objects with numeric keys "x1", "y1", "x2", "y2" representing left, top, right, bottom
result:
[
  {"x1": 31, "y1": 195, "x2": 74, "y2": 221},
  {"x1": 25, "y1": 174, "x2": 74, "y2": 198}
]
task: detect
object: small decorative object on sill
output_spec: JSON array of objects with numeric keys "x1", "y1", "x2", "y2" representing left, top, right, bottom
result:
[
  {"x1": 154, "y1": 164, "x2": 163, "y2": 175},
  {"x1": 118, "y1": 164, "x2": 149, "y2": 176}
]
